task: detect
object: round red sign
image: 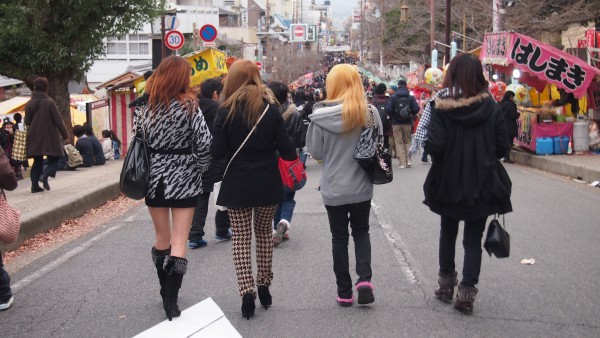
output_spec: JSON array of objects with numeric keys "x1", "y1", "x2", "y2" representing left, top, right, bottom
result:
[
  {"x1": 165, "y1": 30, "x2": 185, "y2": 50},
  {"x1": 293, "y1": 26, "x2": 305, "y2": 37},
  {"x1": 256, "y1": 62, "x2": 262, "y2": 71}
]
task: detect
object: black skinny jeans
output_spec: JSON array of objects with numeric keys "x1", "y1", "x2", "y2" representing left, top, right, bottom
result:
[
  {"x1": 325, "y1": 200, "x2": 372, "y2": 299},
  {"x1": 30, "y1": 155, "x2": 60, "y2": 184},
  {"x1": 189, "y1": 191, "x2": 230, "y2": 240},
  {"x1": 439, "y1": 216, "x2": 487, "y2": 287}
]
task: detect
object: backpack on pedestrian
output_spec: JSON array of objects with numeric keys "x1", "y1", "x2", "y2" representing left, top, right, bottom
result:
[
  {"x1": 371, "y1": 97, "x2": 391, "y2": 131},
  {"x1": 63, "y1": 144, "x2": 83, "y2": 168},
  {"x1": 394, "y1": 95, "x2": 411, "y2": 120}
]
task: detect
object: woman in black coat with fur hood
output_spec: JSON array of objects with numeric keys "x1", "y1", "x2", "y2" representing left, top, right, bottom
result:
[{"x1": 423, "y1": 53, "x2": 513, "y2": 316}]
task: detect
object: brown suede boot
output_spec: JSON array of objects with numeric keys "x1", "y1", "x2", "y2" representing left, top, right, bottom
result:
[
  {"x1": 454, "y1": 284, "x2": 478, "y2": 315},
  {"x1": 434, "y1": 271, "x2": 458, "y2": 303}
]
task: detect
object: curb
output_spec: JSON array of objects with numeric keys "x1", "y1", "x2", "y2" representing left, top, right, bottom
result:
[
  {"x1": 511, "y1": 150, "x2": 600, "y2": 183},
  {"x1": 1, "y1": 182, "x2": 121, "y2": 252}
]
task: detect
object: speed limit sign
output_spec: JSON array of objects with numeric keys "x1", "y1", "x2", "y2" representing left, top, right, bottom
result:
[{"x1": 165, "y1": 30, "x2": 185, "y2": 50}]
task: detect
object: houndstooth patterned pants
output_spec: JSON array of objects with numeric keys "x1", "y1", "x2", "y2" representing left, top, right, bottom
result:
[{"x1": 229, "y1": 205, "x2": 278, "y2": 297}]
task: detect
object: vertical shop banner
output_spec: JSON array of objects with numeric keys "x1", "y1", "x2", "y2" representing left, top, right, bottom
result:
[
  {"x1": 186, "y1": 48, "x2": 228, "y2": 87},
  {"x1": 480, "y1": 32, "x2": 514, "y2": 66}
]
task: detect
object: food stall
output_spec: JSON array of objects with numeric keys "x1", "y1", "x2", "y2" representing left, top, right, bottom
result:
[{"x1": 480, "y1": 32, "x2": 600, "y2": 153}]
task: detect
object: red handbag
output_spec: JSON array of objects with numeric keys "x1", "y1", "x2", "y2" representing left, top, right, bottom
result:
[{"x1": 278, "y1": 155, "x2": 307, "y2": 192}]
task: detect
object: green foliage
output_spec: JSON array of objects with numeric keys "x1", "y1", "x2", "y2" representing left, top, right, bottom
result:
[{"x1": 0, "y1": 0, "x2": 165, "y2": 81}]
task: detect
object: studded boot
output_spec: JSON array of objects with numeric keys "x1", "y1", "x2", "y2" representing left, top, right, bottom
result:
[
  {"x1": 434, "y1": 270, "x2": 458, "y2": 303},
  {"x1": 454, "y1": 284, "x2": 478, "y2": 315},
  {"x1": 163, "y1": 255, "x2": 188, "y2": 321},
  {"x1": 151, "y1": 247, "x2": 170, "y2": 303}
]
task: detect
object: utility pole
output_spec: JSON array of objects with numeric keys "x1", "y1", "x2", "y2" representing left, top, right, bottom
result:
[
  {"x1": 444, "y1": 0, "x2": 450, "y2": 61},
  {"x1": 430, "y1": 0, "x2": 434, "y2": 51},
  {"x1": 266, "y1": 0, "x2": 270, "y2": 73},
  {"x1": 380, "y1": 0, "x2": 384, "y2": 72},
  {"x1": 360, "y1": 0, "x2": 364, "y2": 64},
  {"x1": 161, "y1": 14, "x2": 166, "y2": 59},
  {"x1": 463, "y1": 13, "x2": 466, "y2": 51}
]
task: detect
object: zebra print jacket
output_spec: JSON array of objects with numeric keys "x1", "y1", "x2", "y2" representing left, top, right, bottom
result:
[{"x1": 132, "y1": 99, "x2": 212, "y2": 200}]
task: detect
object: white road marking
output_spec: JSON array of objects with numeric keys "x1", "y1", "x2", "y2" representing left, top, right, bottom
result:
[
  {"x1": 371, "y1": 200, "x2": 421, "y2": 285},
  {"x1": 11, "y1": 211, "x2": 140, "y2": 292},
  {"x1": 134, "y1": 298, "x2": 241, "y2": 338}
]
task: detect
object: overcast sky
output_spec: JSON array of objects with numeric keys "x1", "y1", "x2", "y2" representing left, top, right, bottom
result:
[{"x1": 326, "y1": 0, "x2": 356, "y2": 28}]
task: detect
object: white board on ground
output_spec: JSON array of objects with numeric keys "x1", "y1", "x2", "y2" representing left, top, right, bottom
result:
[{"x1": 133, "y1": 297, "x2": 241, "y2": 338}]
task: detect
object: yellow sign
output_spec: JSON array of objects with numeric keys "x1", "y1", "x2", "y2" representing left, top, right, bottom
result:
[{"x1": 186, "y1": 48, "x2": 228, "y2": 87}]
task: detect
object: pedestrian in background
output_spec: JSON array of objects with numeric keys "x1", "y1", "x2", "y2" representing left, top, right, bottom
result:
[
  {"x1": 24, "y1": 77, "x2": 70, "y2": 193},
  {"x1": 267, "y1": 81, "x2": 303, "y2": 247},
  {"x1": 72, "y1": 125, "x2": 94, "y2": 167},
  {"x1": 210, "y1": 60, "x2": 296, "y2": 319},
  {"x1": 0, "y1": 146, "x2": 17, "y2": 311},
  {"x1": 499, "y1": 91, "x2": 519, "y2": 163},
  {"x1": 135, "y1": 56, "x2": 212, "y2": 321},
  {"x1": 187, "y1": 78, "x2": 231, "y2": 250},
  {"x1": 82, "y1": 124, "x2": 105, "y2": 166},
  {"x1": 100, "y1": 130, "x2": 115, "y2": 160},
  {"x1": 423, "y1": 53, "x2": 512, "y2": 315},
  {"x1": 385, "y1": 79, "x2": 420, "y2": 168},
  {"x1": 306, "y1": 64, "x2": 380, "y2": 307}
]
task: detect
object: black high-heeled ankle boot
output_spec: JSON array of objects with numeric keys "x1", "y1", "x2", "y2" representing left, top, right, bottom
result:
[
  {"x1": 241, "y1": 293, "x2": 255, "y2": 320},
  {"x1": 257, "y1": 285, "x2": 271, "y2": 309}
]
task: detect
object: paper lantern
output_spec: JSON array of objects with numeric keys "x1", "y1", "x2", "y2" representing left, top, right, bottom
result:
[
  {"x1": 506, "y1": 84, "x2": 527, "y2": 102},
  {"x1": 495, "y1": 81, "x2": 507, "y2": 101},
  {"x1": 424, "y1": 68, "x2": 443, "y2": 86},
  {"x1": 488, "y1": 82, "x2": 499, "y2": 98}
]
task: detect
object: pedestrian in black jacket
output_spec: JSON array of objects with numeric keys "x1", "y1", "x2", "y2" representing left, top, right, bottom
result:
[
  {"x1": 385, "y1": 80, "x2": 420, "y2": 168},
  {"x1": 73, "y1": 125, "x2": 94, "y2": 167},
  {"x1": 210, "y1": 60, "x2": 296, "y2": 319},
  {"x1": 267, "y1": 81, "x2": 302, "y2": 247},
  {"x1": 499, "y1": 91, "x2": 520, "y2": 163},
  {"x1": 188, "y1": 78, "x2": 231, "y2": 249},
  {"x1": 82, "y1": 124, "x2": 105, "y2": 166},
  {"x1": 423, "y1": 53, "x2": 513, "y2": 316}
]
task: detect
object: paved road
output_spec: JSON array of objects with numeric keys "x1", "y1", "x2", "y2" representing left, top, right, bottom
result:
[{"x1": 1, "y1": 159, "x2": 599, "y2": 337}]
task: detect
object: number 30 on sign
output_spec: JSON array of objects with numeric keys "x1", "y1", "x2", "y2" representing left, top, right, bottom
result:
[{"x1": 165, "y1": 30, "x2": 185, "y2": 50}]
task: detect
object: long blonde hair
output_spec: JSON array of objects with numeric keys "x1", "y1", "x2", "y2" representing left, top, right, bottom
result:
[
  {"x1": 325, "y1": 64, "x2": 367, "y2": 133},
  {"x1": 145, "y1": 56, "x2": 198, "y2": 116},
  {"x1": 221, "y1": 59, "x2": 274, "y2": 127}
]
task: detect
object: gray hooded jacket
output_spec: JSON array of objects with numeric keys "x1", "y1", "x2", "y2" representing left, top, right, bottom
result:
[{"x1": 307, "y1": 101, "x2": 382, "y2": 206}]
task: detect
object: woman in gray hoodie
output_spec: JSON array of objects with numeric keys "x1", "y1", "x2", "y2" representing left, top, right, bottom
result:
[{"x1": 307, "y1": 64, "x2": 382, "y2": 307}]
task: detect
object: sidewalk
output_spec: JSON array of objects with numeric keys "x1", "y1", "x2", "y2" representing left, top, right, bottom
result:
[
  {"x1": 509, "y1": 147, "x2": 600, "y2": 183},
  {"x1": 0, "y1": 159, "x2": 122, "y2": 251}
]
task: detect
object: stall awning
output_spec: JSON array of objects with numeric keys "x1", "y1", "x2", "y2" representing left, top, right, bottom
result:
[{"x1": 480, "y1": 32, "x2": 600, "y2": 98}]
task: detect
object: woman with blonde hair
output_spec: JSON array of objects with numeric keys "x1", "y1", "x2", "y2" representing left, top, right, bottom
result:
[
  {"x1": 306, "y1": 64, "x2": 382, "y2": 307},
  {"x1": 210, "y1": 60, "x2": 296, "y2": 319},
  {"x1": 133, "y1": 56, "x2": 212, "y2": 321}
]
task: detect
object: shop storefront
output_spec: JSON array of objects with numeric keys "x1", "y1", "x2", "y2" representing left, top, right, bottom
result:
[{"x1": 480, "y1": 32, "x2": 600, "y2": 154}]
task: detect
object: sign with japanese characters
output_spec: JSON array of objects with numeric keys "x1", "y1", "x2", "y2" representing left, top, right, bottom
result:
[
  {"x1": 481, "y1": 32, "x2": 600, "y2": 98},
  {"x1": 185, "y1": 48, "x2": 228, "y2": 87}
]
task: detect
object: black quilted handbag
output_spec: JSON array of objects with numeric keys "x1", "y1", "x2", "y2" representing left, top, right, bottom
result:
[
  {"x1": 120, "y1": 115, "x2": 149, "y2": 200},
  {"x1": 353, "y1": 106, "x2": 393, "y2": 184}
]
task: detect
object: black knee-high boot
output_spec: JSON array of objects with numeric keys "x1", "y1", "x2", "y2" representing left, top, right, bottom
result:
[
  {"x1": 151, "y1": 247, "x2": 170, "y2": 303},
  {"x1": 163, "y1": 255, "x2": 187, "y2": 321}
]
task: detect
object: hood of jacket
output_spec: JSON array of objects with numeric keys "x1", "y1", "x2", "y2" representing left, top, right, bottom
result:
[
  {"x1": 434, "y1": 92, "x2": 494, "y2": 127},
  {"x1": 308, "y1": 101, "x2": 344, "y2": 134},
  {"x1": 394, "y1": 87, "x2": 411, "y2": 97}
]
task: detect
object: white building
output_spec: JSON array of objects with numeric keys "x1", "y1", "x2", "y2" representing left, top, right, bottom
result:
[{"x1": 87, "y1": 0, "x2": 220, "y2": 88}]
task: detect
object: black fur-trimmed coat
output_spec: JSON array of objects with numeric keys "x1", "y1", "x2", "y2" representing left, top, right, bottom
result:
[
  {"x1": 424, "y1": 92, "x2": 513, "y2": 220},
  {"x1": 132, "y1": 99, "x2": 212, "y2": 200}
]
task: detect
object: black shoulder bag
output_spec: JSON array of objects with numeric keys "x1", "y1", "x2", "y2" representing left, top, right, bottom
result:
[
  {"x1": 484, "y1": 214, "x2": 510, "y2": 258},
  {"x1": 353, "y1": 105, "x2": 393, "y2": 184},
  {"x1": 120, "y1": 111, "x2": 150, "y2": 200}
]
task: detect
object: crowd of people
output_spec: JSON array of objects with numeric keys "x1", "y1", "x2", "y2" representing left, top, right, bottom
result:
[{"x1": 0, "y1": 52, "x2": 515, "y2": 320}]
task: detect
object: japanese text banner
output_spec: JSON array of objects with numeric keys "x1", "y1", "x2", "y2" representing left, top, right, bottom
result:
[
  {"x1": 186, "y1": 48, "x2": 228, "y2": 88},
  {"x1": 509, "y1": 33, "x2": 600, "y2": 98}
]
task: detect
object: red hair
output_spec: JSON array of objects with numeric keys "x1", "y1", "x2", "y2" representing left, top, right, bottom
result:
[{"x1": 145, "y1": 56, "x2": 197, "y2": 116}]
